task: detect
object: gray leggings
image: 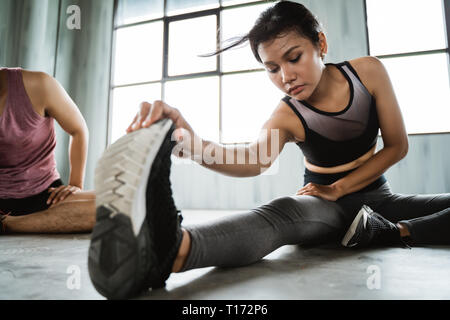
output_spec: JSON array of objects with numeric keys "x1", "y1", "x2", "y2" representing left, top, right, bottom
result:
[{"x1": 180, "y1": 182, "x2": 450, "y2": 272}]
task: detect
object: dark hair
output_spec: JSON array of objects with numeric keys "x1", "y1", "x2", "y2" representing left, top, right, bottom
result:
[{"x1": 203, "y1": 1, "x2": 323, "y2": 63}]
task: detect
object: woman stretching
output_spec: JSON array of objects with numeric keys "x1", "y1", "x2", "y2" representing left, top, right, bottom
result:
[
  {"x1": 87, "y1": 1, "x2": 450, "y2": 299},
  {"x1": 0, "y1": 67, "x2": 95, "y2": 234}
]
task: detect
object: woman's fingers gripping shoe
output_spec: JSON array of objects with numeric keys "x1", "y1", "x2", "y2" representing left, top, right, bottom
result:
[{"x1": 126, "y1": 101, "x2": 151, "y2": 133}]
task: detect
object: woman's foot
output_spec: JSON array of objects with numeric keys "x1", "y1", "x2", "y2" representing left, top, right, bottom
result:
[
  {"x1": 341, "y1": 205, "x2": 410, "y2": 248},
  {"x1": 88, "y1": 119, "x2": 184, "y2": 299}
]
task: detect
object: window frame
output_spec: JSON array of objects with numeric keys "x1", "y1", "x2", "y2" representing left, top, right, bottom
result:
[
  {"x1": 363, "y1": 0, "x2": 450, "y2": 136},
  {"x1": 107, "y1": 0, "x2": 276, "y2": 146}
]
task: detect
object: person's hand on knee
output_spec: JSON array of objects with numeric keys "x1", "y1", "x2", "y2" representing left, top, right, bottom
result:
[{"x1": 47, "y1": 185, "x2": 81, "y2": 207}]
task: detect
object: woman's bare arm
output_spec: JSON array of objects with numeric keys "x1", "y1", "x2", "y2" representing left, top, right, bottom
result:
[
  {"x1": 330, "y1": 56, "x2": 409, "y2": 197},
  {"x1": 127, "y1": 100, "x2": 294, "y2": 177},
  {"x1": 40, "y1": 73, "x2": 89, "y2": 189}
]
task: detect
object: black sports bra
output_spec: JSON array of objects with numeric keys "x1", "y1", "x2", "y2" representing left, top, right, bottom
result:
[{"x1": 282, "y1": 61, "x2": 380, "y2": 168}]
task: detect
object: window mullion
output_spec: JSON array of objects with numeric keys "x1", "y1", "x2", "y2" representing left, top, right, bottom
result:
[
  {"x1": 162, "y1": 16, "x2": 169, "y2": 100},
  {"x1": 376, "y1": 48, "x2": 448, "y2": 60},
  {"x1": 161, "y1": 0, "x2": 167, "y2": 101},
  {"x1": 107, "y1": 0, "x2": 119, "y2": 146},
  {"x1": 443, "y1": 0, "x2": 450, "y2": 84},
  {"x1": 217, "y1": 9, "x2": 222, "y2": 144},
  {"x1": 363, "y1": 0, "x2": 371, "y2": 56}
]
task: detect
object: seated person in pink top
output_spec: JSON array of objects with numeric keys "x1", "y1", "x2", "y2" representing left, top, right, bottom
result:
[{"x1": 0, "y1": 67, "x2": 95, "y2": 234}]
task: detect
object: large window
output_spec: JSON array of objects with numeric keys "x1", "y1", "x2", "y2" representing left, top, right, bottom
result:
[
  {"x1": 109, "y1": 0, "x2": 279, "y2": 144},
  {"x1": 365, "y1": 0, "x2": 450, "y2": 134},
  {"x1": 110, "y1": 0, "x2": 450, "y2": 143}
]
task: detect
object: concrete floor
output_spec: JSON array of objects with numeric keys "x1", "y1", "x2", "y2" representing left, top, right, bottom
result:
[{"x1": 1, "y1": 210, "x2": 450, "y2": 300}]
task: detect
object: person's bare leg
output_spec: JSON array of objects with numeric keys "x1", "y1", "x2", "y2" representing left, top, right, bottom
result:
[
  {"x1": 3, "y1": 189, "x2": 191, "y2": 273},
  {"x1": 172, "y1": 229, "x2": 191, "y2": 273},
  {"x1": 48, "y1": 191, "x2": 96, "y2": 206},
  {"x1": 397, "y1": 222, "x2": 411, "y2": 237},
  {"x1": 4, "y1": 189, "x2": 191, "y2": 271},
  {"x1": 3, "y1": 191, "x2": 96, "y2": 233}
]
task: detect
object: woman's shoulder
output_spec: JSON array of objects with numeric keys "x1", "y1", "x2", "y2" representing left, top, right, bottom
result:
[
  {"x1": 347, "y1": 56, "x2": 385, "y2": 96},
  {"x1": 20, "y1": 69, "x2": 53, "y2": 116},
  {"x1": 267, "y1": 99, "x2": 306, "y2": 143},
  {"x1": 21, "y1": 69, "x2": 52, "y2": 86},
  {"x1": 347, "y1": 55, "x2": 383, "y2": 70}
]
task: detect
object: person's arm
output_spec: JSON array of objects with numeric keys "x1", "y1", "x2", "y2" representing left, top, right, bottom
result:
[
  {"x1": 297, "y1": 56, "x2": 408, "y2": 200},
  {"x1": 127, "y1": 100, "x2": 293, "y2": 177},
  {"x1": 190, "y1": 113, "x2": 290, "y2": 177},
  {"x1": 40, "y1": 73, "x2": 89, "y2": 204}
]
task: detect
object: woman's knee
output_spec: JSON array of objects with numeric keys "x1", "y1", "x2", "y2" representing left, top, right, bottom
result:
[
  {"x1": 263, "y1": 195, "x2": 345, "y2": 226},
  {"x1": 262, "y1": 196, "x2": 307, "y2": 220},
  {"x1": 266, "y1": 195, "x2": 301, "y2": 210},
  {"x1": 258, "y1": 195, "x2": 345, "y2": 246}
]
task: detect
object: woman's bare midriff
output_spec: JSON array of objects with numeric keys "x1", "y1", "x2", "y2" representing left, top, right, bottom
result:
[{"x1": 304, "y1": 144, "x2": 377, "y2": 174}]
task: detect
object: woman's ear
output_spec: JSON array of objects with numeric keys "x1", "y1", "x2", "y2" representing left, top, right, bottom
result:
[{"x1": 318, "y1": 32, "x2": 328, "y2": 59}]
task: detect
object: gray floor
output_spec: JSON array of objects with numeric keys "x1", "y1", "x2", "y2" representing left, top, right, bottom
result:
[{"x1": 1, "y1": 209, "x2": 450, "y2": 300}]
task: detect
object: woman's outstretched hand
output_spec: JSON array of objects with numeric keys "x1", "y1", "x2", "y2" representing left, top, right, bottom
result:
[
  {"x1": 126, "y1": 100, "x2": 194, "y2": 136},
  {"x1": 295, "y1": 182, "x2": 342, "y2": 202},
  {"x1": 126, "y1": 100, "x2": 202, "y2": 159}
]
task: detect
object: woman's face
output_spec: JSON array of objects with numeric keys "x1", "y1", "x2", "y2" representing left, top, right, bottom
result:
[{"x1": 257, "y1": 30, "x2": 327, "y2": 100}]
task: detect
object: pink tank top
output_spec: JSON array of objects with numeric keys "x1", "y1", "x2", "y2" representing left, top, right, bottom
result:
[{"x1": 0, "y1": 68, "x2": 60, "y2": 199}]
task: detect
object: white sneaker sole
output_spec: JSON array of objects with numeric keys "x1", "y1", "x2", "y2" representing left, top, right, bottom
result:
[
  {"x1": 94, "y1": 118, "x2": 174, "y2": 236},
  {"x1": 341, "y1": 205, "x2": 372, "y2": 247}
]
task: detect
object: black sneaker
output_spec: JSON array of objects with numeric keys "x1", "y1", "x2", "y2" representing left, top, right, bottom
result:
[
  {"x1": 88, "y1": 118, "x2": 184, "y2": 300},
  {"x1": 341, "y1": 205, "x2": 408, "y2": 248}
]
